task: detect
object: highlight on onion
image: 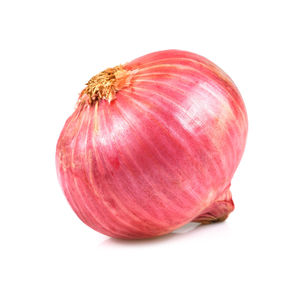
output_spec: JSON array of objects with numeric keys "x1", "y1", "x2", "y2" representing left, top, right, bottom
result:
[{"x1": 56, "y1": 50, "x2": 248, "y2": 239}]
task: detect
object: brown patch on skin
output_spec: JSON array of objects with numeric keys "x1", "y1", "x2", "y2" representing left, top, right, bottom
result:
[{"x1": 199, "y1": 214, "x2": 229, "y2": 225}]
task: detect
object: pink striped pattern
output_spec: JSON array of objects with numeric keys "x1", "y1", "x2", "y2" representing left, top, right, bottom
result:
[{"x1": 56, "y1": 50, "x2": 248, "y2": 239}]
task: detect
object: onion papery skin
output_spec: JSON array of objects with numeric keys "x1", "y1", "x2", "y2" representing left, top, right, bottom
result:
[{"x1": 56, "y1": 50, "x2": 248, "y2": 239}]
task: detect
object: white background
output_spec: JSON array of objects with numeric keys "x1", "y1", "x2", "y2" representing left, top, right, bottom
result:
[{"x1": 1, "y1": 0, "x2": 299, "y2": 283}]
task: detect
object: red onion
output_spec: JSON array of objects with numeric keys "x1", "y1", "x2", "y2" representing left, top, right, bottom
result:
[{"x1": 56, "y1": 50, "x2": 248, "y2": 239}]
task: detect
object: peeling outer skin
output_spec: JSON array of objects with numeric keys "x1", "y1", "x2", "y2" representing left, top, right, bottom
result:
[{"x1": 192, "y1": 184, "x2": 234, "y2": 224}]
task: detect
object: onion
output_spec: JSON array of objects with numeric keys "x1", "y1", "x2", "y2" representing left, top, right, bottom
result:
[{"x1": 56, "y1": 50, "x2": 248, "y2": 239}]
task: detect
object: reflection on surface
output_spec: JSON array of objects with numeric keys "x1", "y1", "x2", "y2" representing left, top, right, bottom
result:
[{"x1": 100, "y1": 221, "x2": 230, "y2": 247}]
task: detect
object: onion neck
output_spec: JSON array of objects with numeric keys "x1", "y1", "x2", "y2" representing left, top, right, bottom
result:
[{"x1": 82, "y1": 65, "x2": 132, "y2": 104}]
